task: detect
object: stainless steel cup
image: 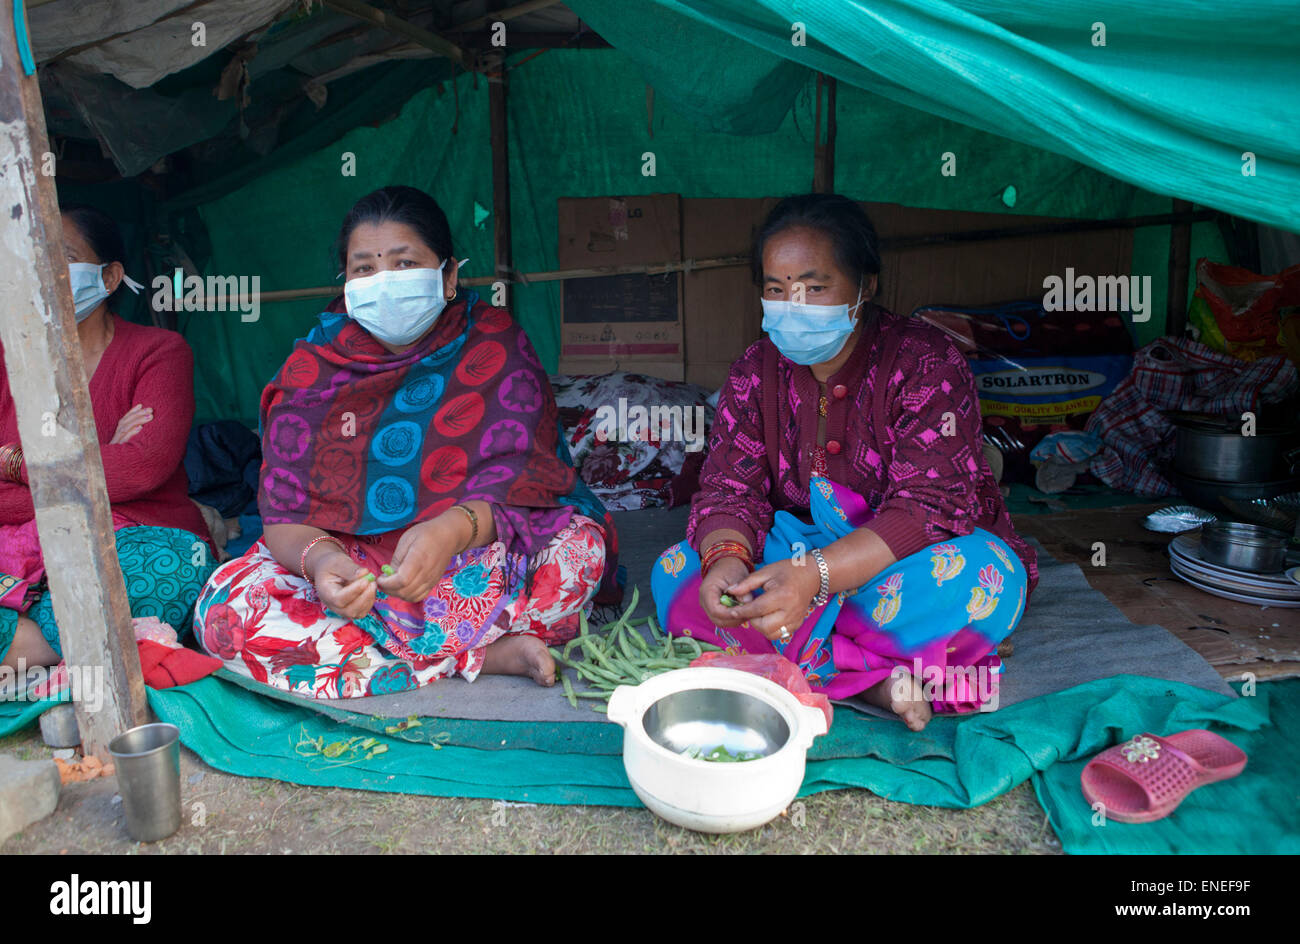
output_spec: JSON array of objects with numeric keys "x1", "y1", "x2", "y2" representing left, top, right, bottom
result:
[
  {"x1": 39, "y1": 703, "x2": 81, "y2": 748},
  {"x1": 108, "y1": 722, "x2": 181, "y2": 842}
]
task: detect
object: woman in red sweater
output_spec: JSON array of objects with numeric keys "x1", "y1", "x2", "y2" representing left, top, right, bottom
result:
[{"x1": 0, "y1": 206, "x2": 214, "y2": 674}]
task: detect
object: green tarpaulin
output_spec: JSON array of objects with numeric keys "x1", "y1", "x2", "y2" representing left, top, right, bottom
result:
[
  {"x1": 5, "y1": 673, "x2": 1293, "y2": 853},
  {"x1": 567, "y1": 1, "x2": 1300, "y2": 231}
]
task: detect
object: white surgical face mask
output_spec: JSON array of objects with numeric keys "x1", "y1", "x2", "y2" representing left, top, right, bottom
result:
[
  {"x1": 761, "y1": 282, "x2": 866, "y2": 366},
  {"x1": 344, "y1": 262, "x2": 450, "y2": 346},
  {"x1": 68, "y1": 262, "x2": 143, "y2": 322}
]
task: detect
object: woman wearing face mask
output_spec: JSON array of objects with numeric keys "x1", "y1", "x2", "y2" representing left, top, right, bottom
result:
[
  {"x1": 0, "y1": 205, "x2": 215, "y2": 673},
  {"x1": 193, "y1": 185, "x2": 619, "y2": 697},
  {"x1": 652, "y1": 194, "x2": 1038, "y2": 731}
]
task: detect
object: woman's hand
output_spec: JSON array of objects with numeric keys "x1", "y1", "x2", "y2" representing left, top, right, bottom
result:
[
  {"x1": 724, "y1": 558, "x2": 821, "y2": 642},
  {"x1": 110, "y1": 403, "x2": 153, "y2": 444},
  {"x1": 377, "y1": 514, "x2": 463, "y2": 602},
  {"x1": 311, "y1": 550, "x2": 377, "y2": 621},
  {"x1": 698, "y1": 556, "x2": 754, "y2": 628}
]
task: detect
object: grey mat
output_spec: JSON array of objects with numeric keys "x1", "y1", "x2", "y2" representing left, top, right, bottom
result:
[{"x1": 286, "y1": 506, "x2": 1232, "y2": 722}]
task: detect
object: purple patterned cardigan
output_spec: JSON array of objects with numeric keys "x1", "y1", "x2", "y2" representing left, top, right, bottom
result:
[{"x1": 687, "y1": 305, "x2": 1040, "y2": 598}]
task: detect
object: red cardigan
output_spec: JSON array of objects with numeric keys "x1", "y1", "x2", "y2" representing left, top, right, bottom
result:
[{"x1": 0, "y1": 315, "x2": 210, "y2": 543}]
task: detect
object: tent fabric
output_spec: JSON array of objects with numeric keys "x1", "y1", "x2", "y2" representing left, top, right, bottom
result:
[
  {"x1": 565, "y1": 0, "x2": 1300, "y2": 232},
  {"x1": 184, "y1": 45, "x2": 1226, "y2": 427},
  {"x1": 30, "y1": 0, "x2": 298, "y2": 90}
]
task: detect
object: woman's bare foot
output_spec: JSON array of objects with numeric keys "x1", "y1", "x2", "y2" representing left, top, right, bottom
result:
[
  {"x1": 863, "y1": 670, "x2": 932, "y2": 732},
  {"x1": 481, "y1": 635, "x2": 555, "y2": 686}
]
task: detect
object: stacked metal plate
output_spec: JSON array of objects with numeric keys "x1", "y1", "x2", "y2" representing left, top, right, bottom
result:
[
  {"x1": 1144, "y1": 505, "x2": 1216, "y2": 533},
  {"x1": 1169, "y1": 533, "x2": 1300, "y2": 607}
]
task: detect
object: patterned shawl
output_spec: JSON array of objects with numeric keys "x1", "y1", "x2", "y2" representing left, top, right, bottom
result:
[{"x1": 258, "y1": 291, "x2": 619, "y2": 598}]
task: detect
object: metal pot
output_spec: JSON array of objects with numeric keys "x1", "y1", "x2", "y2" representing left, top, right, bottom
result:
[
  {"x1": 1168, "y1": 468, "x2": 1300, "y2": 516},
  {"x1": 1198, "y1": 521, "x2": 1290, "y2": 574},
  {"x1": 1169, "y1": 410, "x2": 1300, "y2": 482}
]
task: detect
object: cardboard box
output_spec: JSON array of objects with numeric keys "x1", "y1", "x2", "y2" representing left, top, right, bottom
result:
[
  {"x1": 558, "y1": 195, "x2": 683, "y2": 373},
  {"x1": 681, "y1": 197, "x2": 778, "y2": 389},
  {"x1": 556, "y1": 358, "x2": 686, "y2": 382},
  {"x1": 862, "y1": 201, "x2": 1135, "y2": 320},
  {"x1": 556, "y1": 193, "x2": 1135, "y2": 390}
]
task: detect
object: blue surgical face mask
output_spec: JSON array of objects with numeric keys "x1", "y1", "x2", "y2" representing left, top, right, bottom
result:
[
  {"x1": 68, "y1": 262, "x2": 144, "y2": 323},
  {"x1": 344, "y1": 262, "x2": 450, "y2": 346},
  {"x1": 761, "y1": 283, "x2": 866, "y2": 366}
]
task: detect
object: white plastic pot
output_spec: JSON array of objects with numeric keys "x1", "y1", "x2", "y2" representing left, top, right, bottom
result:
[{"x1": 606, "y1": 666, "x2": 828, "y2": 833}]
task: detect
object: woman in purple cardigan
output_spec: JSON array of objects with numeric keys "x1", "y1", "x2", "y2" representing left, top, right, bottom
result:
[{"x1": 652, "y1": 194, "x2": 1038, "y2": 731}]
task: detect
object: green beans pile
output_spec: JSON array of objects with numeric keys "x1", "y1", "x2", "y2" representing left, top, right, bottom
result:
[
  {"x1": 549, "y1": 586, "x2": 723, "y2": 713},
  {"x1": 680, "y1": 745, "x2": 762, "y2": 763}
]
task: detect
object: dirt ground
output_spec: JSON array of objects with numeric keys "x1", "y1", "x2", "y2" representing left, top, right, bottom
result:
[{"x1": 0, "y1": 727, "x2": 1061, "y2": 854}]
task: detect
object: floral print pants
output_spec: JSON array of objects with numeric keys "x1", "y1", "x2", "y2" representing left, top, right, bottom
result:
[{"x1": 192, "y1": 515, "x2": 606, "y2": 698}]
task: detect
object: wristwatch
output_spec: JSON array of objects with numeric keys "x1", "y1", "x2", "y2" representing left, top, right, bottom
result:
[{"x1": 809, "y1": 547, "x2": 830, "y2": 608}]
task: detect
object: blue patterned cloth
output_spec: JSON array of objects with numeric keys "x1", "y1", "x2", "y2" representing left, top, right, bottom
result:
[{"x1": 0, "y1": 526, "x2": 216, "y2": 661}]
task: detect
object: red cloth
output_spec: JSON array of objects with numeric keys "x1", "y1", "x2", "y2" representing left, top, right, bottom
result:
[
  {"x1": 1080, "y1": 337, "x2": 1298, "y2": 495},
  {"x1": 0, "y1": 315, "x2": 210, "y2": 543},
  {"x1": 137, "y1": 639, "x2": 222, "y2": 688}
]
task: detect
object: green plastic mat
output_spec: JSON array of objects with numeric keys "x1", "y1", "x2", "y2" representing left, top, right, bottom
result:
[
  {"x1": 1002, "y1": 482, "x2": 1153, "y2": 515},
  {"x1": 0, "y1": 696, "x2": 56, "y2": 740},
  {"x1": 147, "y1": 672, "x2": 1290, "y2": 851},
  {"x1": 6, "y1": 673, "x2": 1291, "y2": 852}
]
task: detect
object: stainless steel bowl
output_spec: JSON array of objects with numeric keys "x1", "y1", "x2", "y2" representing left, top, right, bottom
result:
[
  {"x1": 643, "y1": 688, "x2": 790, "y2": 759},
  {"x1": 1199, "y1": 521, "x2": 1290, "y2": 574}
]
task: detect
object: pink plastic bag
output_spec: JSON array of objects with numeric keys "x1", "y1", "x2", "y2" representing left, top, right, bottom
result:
[{"x1": 689, "y1": 652, "x2": 833, "y2": 730}]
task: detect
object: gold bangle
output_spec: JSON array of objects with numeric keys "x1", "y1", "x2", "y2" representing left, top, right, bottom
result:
[
  {"x1": 452, "y1": 503, "x2": 478, "y2": 552},
  {"x1": 300, "y1": 535, "x2": 345, "y2": 581}
]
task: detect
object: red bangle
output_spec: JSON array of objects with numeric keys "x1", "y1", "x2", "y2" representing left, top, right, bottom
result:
[
  {"x1": 0, "y1": 444, "x2": 22, "y2": 483},
  {"x1": 300, "y1": 535, "x2": 346, "y2": 581},
  {"x1": 700, "y1": 539, "x2": 753, "y2": 577}
]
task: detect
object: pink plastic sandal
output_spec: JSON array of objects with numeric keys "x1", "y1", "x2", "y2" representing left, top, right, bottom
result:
[{"x1": 1080, "y1": 729, "x2": 1247, "y2": 824}]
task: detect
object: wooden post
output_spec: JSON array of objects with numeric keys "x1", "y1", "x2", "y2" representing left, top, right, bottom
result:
[
  {"x1": 812, "y1": 74, "x2": 836, "y2": 193},
  {"x1": 1167, "y1": 198, "x2": 1193, "y2": 337},
  {"x1": 0, "y1": 4, "x2": 147, "y2": 757},
  {"x1": 488, "y1": 49, "x2": 512, "y2": 286}
]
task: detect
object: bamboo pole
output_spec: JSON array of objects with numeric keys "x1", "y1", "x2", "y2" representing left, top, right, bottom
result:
[
  {"x1": 453, "y1": 0, "x2": 564, "y2": 33},
  {"x1": 0, "y1": 3, "x2": 147, "y2": 757},
  {"x1": 323, "y1": 0, "x2": 466, "y2": 66},
  {"x1": 812, "y1": 74, "x2": 836, "y2": 193},
  {"x1": 488, "y1": 15, "x2": 512, "y2": 290},
  {"x1": 1167, "y1": 198, "x2": 1194, "y2": 336},
  {"x1": 245, "y1": 208, "x2": 1220, "y2": 306},
  {"x1": 242, "y1": 255, "x2": 751, "y2": 304}
]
